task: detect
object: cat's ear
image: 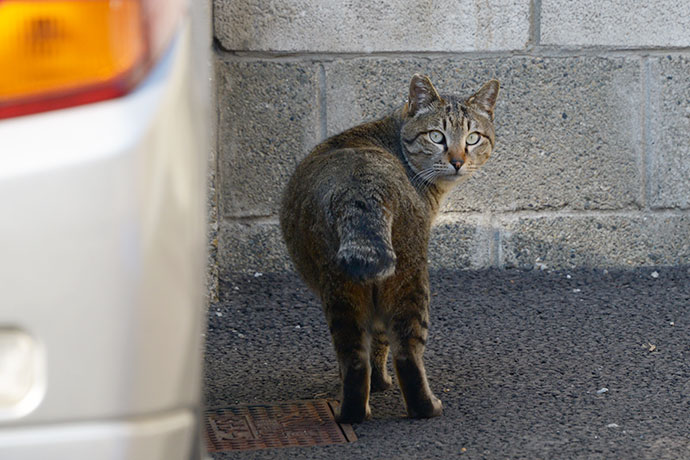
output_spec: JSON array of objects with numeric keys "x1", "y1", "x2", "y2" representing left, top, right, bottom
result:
[
  {"x1": 468, "y1": 79, "x2": 500, "y2": 119},
  {"x1": 405, "y1": 74, "x2": 443, "y2": 117}
]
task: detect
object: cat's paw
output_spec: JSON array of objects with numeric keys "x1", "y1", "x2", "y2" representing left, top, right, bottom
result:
[
  {"x1": 370, "y1": 372, "x2": 393, "y2": 392},
  {"x1": 335, "y1": 401, "x2": 372, "y2": 424},
  {"x1": 407, "y1": 394, "x2": 443, "y2": 419}
]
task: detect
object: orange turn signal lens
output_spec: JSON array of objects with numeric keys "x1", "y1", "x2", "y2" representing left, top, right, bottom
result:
[{"x1": 0, "y1": 0, "x2": 182, "y2": 119}]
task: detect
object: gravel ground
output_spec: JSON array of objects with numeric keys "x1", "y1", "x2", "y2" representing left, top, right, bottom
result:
[{"x1": 205, "y1": 267, "x2": 690, "y2": 459}]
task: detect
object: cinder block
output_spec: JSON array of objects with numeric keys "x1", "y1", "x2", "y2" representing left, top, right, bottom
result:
[
  {"x1": 429, "y1": 214, "x2": 494, "y2": 271},
  {"x1": 325, "y1": 57, "x2": 642, "y2": 213},
  {"x1": 216, "y1": 59, "x2": 320, "y2": 217},
  {"x1": 648, "y1": 55, "x2": 690, "y2": 209},
  {"x1": 541, "y1": 0, "x2": 690, "y2": 47},
  {"x1": 218, "y1": 221, "x2": 293, "y2": 277},
  {"x1": 499, "y1": 213, "x2": 690, "y2": 270},
  {"x1": 214, "y1": 0, "x2": 530, "y2": 53}
]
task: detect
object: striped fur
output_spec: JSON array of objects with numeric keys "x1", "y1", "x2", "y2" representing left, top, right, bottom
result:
[{"x1": 280, "y1": 75, "x2": 499, "y2": 422}]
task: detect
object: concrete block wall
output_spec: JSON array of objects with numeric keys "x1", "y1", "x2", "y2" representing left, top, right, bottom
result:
[{"x1": 213, "y1": 0, "x2": 690, "y2": 279}]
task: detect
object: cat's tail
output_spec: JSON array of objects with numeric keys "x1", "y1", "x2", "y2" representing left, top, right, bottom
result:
[{"x1": 333, "y1": 199, "x2": 397, "y2": 283}]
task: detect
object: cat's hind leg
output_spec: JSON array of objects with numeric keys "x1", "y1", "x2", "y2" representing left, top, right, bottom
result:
[
  {"x1": 388, "y1": 275, "x2": 442, "y2": 419},
  {"x1": 323, "y1": 290, "x2": 372, "y2": 423}
]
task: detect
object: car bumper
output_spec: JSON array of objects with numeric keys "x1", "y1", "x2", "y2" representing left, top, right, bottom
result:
[
  {"x1": 0, "y1": 10, "x2": 209, "y2": 460},
  {"x1": 0, "y1": 410, "x2": 196, "y2": 460}
]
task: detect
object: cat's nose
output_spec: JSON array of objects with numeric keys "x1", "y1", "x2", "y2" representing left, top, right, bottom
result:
[{"x1": 450, "y1": 159, "x2": 463, "y2": 171}]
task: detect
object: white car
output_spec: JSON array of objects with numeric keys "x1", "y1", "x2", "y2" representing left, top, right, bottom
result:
[{"x1": 0, "y1": 1, "x2": 211, "y2": 459}]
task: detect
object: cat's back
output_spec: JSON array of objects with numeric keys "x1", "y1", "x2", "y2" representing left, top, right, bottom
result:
[
  {"x1": 297, "y1": 114, "x2": 404, "y2": 176},
  {"x1": 279, "y1": 114, "x2": 419, "y2": 286},
  {"x1": 281, "y1": 114, "x2": 411, "y2": 221}
]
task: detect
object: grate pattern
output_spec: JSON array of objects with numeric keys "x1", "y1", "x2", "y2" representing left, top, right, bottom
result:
[{"x1": 205, "y1": 399, "x2": 357, "y2": 452}]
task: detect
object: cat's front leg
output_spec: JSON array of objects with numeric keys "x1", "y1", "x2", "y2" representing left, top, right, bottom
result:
[{"x1": 388, "y1": 274, "x2": 442, "y2": 419}]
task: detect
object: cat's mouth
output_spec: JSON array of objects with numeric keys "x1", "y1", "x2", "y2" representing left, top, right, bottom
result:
[
  {"x1": 443, "y1": 167, "x2": 469, "y2": 179},
  {"x1": 436, "y1": 172, "x2": 463, "y2": 184},
  {"x1": 437, "y1": 164, "x2": 480, "y2": 183}
]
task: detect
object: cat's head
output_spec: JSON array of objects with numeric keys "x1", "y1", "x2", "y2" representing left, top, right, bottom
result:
[{"x1": 400, "y1": 74, "x2": 499, "y2": 192}]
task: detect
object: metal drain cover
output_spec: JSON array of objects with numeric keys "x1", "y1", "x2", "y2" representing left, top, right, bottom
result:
[{"x1": 205, "y1": 399, "x2": 357, "y2": 452}]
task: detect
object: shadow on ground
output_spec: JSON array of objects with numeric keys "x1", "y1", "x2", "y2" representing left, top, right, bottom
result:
[{"x1": 205, "y1": 267, "x2": 690, "y2": 459}]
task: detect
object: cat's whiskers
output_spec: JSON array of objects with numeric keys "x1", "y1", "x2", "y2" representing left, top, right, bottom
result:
[
  {"x1": 462, "y1": 164, "x2": 479, "y2": 175},
  {"x1": 410, "y1": 168, "x2": 430, "y2": 187},
  {"x1": 411, "y1": 167, "x2": 440, "y2": 192}
]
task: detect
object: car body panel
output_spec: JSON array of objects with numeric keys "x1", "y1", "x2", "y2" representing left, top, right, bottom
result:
[{"x1": 0, "y1": 1, "x2": 211, "y2": 458}]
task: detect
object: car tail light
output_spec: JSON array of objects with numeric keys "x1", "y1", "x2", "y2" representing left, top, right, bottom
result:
[{"x1": 0, "y1": 0, "x2": 185, "y2": 120}]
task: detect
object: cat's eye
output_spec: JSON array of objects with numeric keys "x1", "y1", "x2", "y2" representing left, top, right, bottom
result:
[
  {"x1": 428, "y1": 130, "x2": 445, "y2": 144},
  {"x1": 466, "y1": 132, "x2": 480, "y2": 145}
]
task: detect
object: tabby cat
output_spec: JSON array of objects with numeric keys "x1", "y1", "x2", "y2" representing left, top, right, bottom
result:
[{"x1": 280, "y1": 74, "x2": 499, "y2": 423}]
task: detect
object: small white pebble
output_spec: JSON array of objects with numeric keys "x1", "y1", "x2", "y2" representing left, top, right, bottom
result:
[
  {"x1": 573, "y1": 288, "x2": 581, "y2": 293},
  {"x1": 566, "y1": 274, "x2": 572, "y2": 279},
  {"x1": 295, "y1": 325, "x2": 301, "y2": 329},
  {"x1": 237, "y1": 333, "x2": 245, "y2": 338},
  {"x1": 670, "y1": 322, "x2": 675, "y2": 326},
  {"x1": 651, "y1": 271, "x2": 659, "y2": 278},
  {"x1": 254, "y1": 272, "x2": 263, "y2": 278},
  {"x1": 234, "y1": 286, "x2": 240, "y2": 291},
  {"x1": 215, "y1": 311, "x2": 223, "y2": 317},
  {"x1": 596, "y1": 387, "x2": 609, "y2": 394},
  {"x1": 606, "y1": 423, "x2": 619, "y2": 428}
]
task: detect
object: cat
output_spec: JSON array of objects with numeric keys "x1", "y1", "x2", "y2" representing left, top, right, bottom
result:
[{"x1": 280, "y1": 74, "x2": 499, "y2": 423}]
